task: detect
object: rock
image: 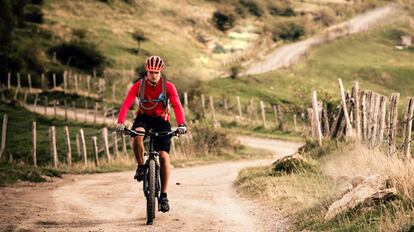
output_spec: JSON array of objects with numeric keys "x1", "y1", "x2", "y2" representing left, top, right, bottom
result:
[
  {"x1": 338, "y1": 175, "x2": 366, "y2": 196},
  {"x1": 325, "y1": 174, "x2": 397, "y2": 221},
  {"x1": 271, "y1": 154, "x2": 312, "y2": 175}
]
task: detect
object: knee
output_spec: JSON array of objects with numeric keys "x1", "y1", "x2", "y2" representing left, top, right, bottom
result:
[
  {"x1": 133, "y1": 127, "x2": 145, "y2": 143},
  {"x1": 160, "y1": 152, "x2": 169, "y2": 162}
]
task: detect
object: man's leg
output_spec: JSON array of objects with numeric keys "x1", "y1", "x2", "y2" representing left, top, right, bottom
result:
[
  {"x1": 132, "y1": 127, "x2": 145, "y2": 165},
  {"x1": 132, "y1": 127, "x2": 145, "y2": 181},
  {"x1": 159, "y1": 151, "x2": 170, "y2": 212},
  {"x1": 159, "y1": 151, "x2": 170, "y2": 193}
]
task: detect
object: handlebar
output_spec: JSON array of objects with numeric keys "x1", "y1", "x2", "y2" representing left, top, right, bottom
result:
[{"x1": 123, "y1": 128, "x2": 179, "y2": 138}]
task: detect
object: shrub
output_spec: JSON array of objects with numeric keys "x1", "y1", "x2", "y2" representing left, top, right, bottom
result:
[
  {"x1": 267, "y1": 3, "x2": 295, "y2": 17},
  {"x1": 314, "y1": 10, "x2": 336, "y2": 27},
  {"x1": 230, "y1": 64, "x2": 242, "y2": 79},
  {"x1": 24, "y1": 5, "x2": 43, "y2": 24},
  {"x1": 239, "y1": 0, "x2": 263, "y2": 17},
  {"x1": 212, "y1": 10, "x2": 235, "y2": 32},
  {"x1": 271, "y1": 22, "x2": 305, "y2": 41},
  {"x1": 131, "y1": 29, "x2": 147, "y2": 54},
  {"x1": 49, "y1": 41, "x2": 107, "y2": 73}
]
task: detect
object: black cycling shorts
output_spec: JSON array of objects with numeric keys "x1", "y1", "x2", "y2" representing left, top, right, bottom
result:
[{"x1": 131, "y1": 114, "x2": 172, "y2": 153}]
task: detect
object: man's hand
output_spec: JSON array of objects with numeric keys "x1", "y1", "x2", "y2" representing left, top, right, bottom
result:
[
  {"x1": 116, "y1": 123, "x2": 125, "y2": 133},
  {"x1": 177, "y1": 124, "x2": 187, "y2": 134}
]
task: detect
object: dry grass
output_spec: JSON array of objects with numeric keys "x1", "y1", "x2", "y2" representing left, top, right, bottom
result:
[{"x1": 321, "y1": 143, "x2": 414, "y2": 200}]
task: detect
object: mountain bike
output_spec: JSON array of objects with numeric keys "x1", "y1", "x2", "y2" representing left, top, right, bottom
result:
[{"x1": 123, "y1": 127, "x2": 179, "y2": 225}]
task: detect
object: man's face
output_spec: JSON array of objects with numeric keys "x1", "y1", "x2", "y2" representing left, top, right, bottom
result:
[{"x1": 147, "y1": 70, "x2": 161, "y2": 84}]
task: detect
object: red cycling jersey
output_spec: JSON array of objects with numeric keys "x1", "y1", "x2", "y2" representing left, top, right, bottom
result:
[{"x1": 117, "y1": 78, "x2": 185, "y2": 125}]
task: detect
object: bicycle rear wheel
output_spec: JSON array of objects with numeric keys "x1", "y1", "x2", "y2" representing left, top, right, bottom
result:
[{"x1": 146, "y1": 159, "x2": 156, "y2": 225}]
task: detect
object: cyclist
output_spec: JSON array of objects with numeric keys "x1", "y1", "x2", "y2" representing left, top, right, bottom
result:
[{"x1": 116, "y1": 55, "x2": 187, "y2": 213}]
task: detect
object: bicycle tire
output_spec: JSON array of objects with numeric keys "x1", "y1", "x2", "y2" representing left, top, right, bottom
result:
[{"x1": 146, "y1": 159, "x2": 156, "y2": 225}]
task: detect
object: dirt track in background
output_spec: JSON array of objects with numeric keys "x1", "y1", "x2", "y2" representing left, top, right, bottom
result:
[
  {"x1": 244, "y1": 4, "x2": 397, "y2": 75},
  {"x1": 0, "y1": 137, "x2": 302, "y2": 232}
]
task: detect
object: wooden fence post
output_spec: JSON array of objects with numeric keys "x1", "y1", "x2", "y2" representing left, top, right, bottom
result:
[
  {"x1": 17, "y1": 73, "x2": 21, "y2": 88},
  {"x1": 112, "y1": 132, "x2": 118, "y2": 158},
  {"x1": 209, "y1": 95, "x2": 218, "y2": 127},
  {"x1": 7, "y1": 72, "x2": 10, "y2": 89},
  {"x1": 361, "y1": 91, "x2": 367, "y2": 141},
  {"x1": 322, "y1": 103, "x2": 330, "y2": 136},
  {"x1": 34, "y1": 94, "x2": 39, "y2": 108},
  {"x1": 63, "y1": 71, "x2": 67, "y2": 94},
  {"x1": 102, "y1": 127, "x2": 111, "y2": 161},
  {"x1": 183, "y1": 92, "x2": 188, "y2": 114},
  {"x1": 293, "y1": 114, "x2": 298, "y2": 132},
  {"x1": 236, "y1": 96, "x2": 242, "y2": 119},
  {"x1": 64, "y1": 126, "x2": 72, "y2": 166},
  {"x1": 338, "y1": 79, "x2": 354, "y2": 139},
  {"x1": 32, "y1": 122, "x2": 37, "y2": 167},
  {"x1": 388, "y1": 93, "x2": 400, "y2": 156},
  {"x1": 79, "y1": 129, "x2": 88, "y2": 166},
  {"x1": 103, "y1": 106, "x2": 107, "y2": 125},
  {"x1": 260, "y1": 101, "x2": 267, "y2": 128},
  {"x1": 272, "y1": 105, "x2": 278, "y2": 128},
  {"x1": 92, "y1": 136, "x2": 99, "y2": 167},
  {"x1": 76, "y1": 133, "x2": 81, "y2": 158},
  {"x1": 378, "y1": 96, "x2": 387, "y2": 144},
  {"x1": 74, "y1": 74, "x2": 78, "y2": 93},
  {"x1": 223, "y1": 98, "x2": 228, "y2": 111},
  {"x1": 403, "y1": 97, "x2": 414, "y2": 159},
  {"x1": 49, "y1": 126, "x2": 58, "y2": 168},
  {"x1": 41, "y1": 73, "x2": 45, "y2": 90},
  {"x1": 277, "y1": 104, "x2": 284, "y2": 130},
  {"x1": 201, "y1": 94, "x2": 206, "y2": 116},
  {"x1": 53, "y1": 73, "x2": 56, "y2": 89},
  {"x1": 122, "y1": 134, "x2": 127, "y2": 156},
  {"x1": 352, "y1": 81, "x2": 361, "y2": 140},
  {"x1": 28, "y1": 74, "x2": 32, "y2": 93},
  {"x1": 0, "y1": 114, "x2": 8, "y2": 159},
  {"x1": 87, "y1": 75, "x2": 91, "y2": 97},
  {"x1": 370, "y1": 94, "x2": 381, "y2": 148},
  {"x1": 312, "y1": 90, "x2": 323, "y2": 146}
]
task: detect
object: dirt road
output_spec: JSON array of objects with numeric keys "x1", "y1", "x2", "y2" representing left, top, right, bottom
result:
[
  {"x1": 0, "y1": 137, "x2": 301, "y2": 232},
  {"x1": 244, "y1": 4, "x2": 397, "y2": 75}
]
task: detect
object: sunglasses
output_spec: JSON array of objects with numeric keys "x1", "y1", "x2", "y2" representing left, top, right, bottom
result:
[{"x1": 149, "y1": 71, "x2": 160, "y2": 74}]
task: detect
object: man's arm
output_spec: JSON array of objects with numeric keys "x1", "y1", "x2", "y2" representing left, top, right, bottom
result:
[
  {"x1": 166, "y1": 82, "x2": 185, "y2": 125},
  {"x1": 117, "y1": 81, "x2": 140, "y2": 124}
]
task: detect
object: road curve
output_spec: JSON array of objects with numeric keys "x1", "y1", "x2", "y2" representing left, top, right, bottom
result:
[
  {"x1": 0, "y1": 137, "x2": 302, "y2": 232},
  {"x1": 244, "y1": 4, "x2": 397, "y2": 75}
]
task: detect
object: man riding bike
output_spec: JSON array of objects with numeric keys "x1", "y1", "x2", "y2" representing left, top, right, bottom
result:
[{"x1": 116, "y1": 55, "x2": 187, "y2": 213}]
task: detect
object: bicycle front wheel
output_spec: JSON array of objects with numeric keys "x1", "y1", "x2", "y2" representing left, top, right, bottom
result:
[{"x1": 146, "y1": 159, "x2": 156, "y2": 225}]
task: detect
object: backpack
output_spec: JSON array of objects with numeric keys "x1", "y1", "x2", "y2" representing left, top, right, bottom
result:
[{"x1": 137, "y1": 76, "x2": 168, "y2": 111}]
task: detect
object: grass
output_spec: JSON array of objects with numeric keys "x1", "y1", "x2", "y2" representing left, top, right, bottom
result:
[
  {"x1": 204, "y1": 20, "x2": 414, "y2": 110},
  {"x1": 235, "y1": 140, "x2": 414, "y2": 231}
]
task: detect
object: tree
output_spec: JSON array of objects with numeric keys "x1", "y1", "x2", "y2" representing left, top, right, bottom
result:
[{"x1": 131, "y1": 29, "x2": 147, "y2": 55}]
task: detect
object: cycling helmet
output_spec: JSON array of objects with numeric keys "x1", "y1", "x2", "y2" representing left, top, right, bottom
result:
[{"x1": 145, "y1": 55, "x2": 165, "y2": 72}]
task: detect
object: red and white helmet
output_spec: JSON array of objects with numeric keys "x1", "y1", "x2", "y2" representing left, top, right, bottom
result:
[{"x1": 145, "y1": 55, "x2": 165, "y2": 72}]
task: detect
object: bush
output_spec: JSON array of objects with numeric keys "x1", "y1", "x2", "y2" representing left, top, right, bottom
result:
[
  {"x1": 239, "y1": 0, "x2": 263, "y2": 17},
  {"x1": 271, "y1": 22, "x2": 305, "y2": 41},
  {"x1": 212, "y1": 10, "x2": 235, "y2": 32},
  {"x1": 24, "y1": 5, "x2": 43, "y2": 23},
  {"x1": 230, "y1": 64, "x2": 242, "y2": 79},
  {"x1": 267, "y1": 3, "x2": 295, "y2": 17},
  {"x1": 314, "y1": 10, "x2": 336, "y2": 27},
  {"x1": 49, "y1": 41, "x2": 107, "y2": 73}
]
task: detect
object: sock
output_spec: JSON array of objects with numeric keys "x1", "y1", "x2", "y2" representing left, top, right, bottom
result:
[{"x1": 161, "y1": 192, "x2": 167, "y2": 198}]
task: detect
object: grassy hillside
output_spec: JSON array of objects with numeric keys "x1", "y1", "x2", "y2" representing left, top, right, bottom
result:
[
  {"x1": 205, "y1": 19, "x2": 414, "y2": 109},
  {"x1": 39, "y1": 0, "x2": 380, "y2": 85}
]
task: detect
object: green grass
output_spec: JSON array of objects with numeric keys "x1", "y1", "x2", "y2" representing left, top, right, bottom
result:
[
  {"x1": 205, "y1": 21, "x2": 414, "y2": 109},
  {"x1": 0, "y1": 102, "x2": 110, "y2": 166}
]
